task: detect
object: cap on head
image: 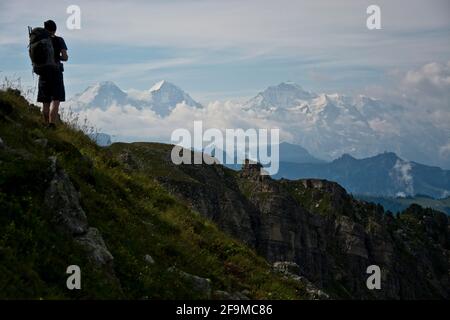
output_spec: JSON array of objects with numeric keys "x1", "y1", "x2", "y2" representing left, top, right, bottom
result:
[{"x1": 44, "y1": 20, "x2": 57, "y2": 32}]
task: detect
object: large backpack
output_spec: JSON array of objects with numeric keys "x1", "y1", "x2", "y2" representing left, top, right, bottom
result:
[{"x1": 28, "y1": 27, "x2": 58, "y2": 75}]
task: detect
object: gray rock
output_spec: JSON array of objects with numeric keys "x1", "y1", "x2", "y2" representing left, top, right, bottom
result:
[
  {"x1": 273, "y1": 261, "x2": 301, "y2": 275},
  {"x1": 233, "y1": 291, "x2": 250, "y2": 300},
  {"x1": 34, "y1": 138, "x2": 48, "y2": 148},
  {"x1": 168, "y1": 267, "x2": 211, "y2": 298},
  {"x1": 44, "y1": 156, "x2": 88, "y2": 235},
  {"x1": 213, "y1": 290, "x2": 250, "y2": 300},
  {"x1": 273, "y1": 261, "x2": 330, "y2": 300},
  {"x1": 0, "y1": 137, "x2": 4, "y2": 149},
  {"x1": 43, "y1": 156, "x2": 120, "y2": 290},
  {"x1": 144, "y1": 254, "x2": 155, "y2": 265},
  {"x1": 213, "y1": 290, "x2": 234, "y2": 300},
  {"x1": 75, "y1": 227, "x2": 114, "y2": 267}
]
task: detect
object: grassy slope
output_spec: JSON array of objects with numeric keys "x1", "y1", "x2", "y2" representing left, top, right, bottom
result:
[{"x1": 0, "y1": 89, "x2": 307, "y2": 299}]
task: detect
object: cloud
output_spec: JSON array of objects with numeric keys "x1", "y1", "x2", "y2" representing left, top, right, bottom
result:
[
  {"x1": 440, "y1": 143, "x2": 450, "y2": 159},
  {"x1": 391, "y1": 159, "x2": 414, "y2": 195},
  {"x1": 401, "y1": 61, "x2": 450, "y2": 106},
  {"x1": 365, "y1": 60, "x2": 450, "y2": 129},
  {"x1": 3, "y1": 0, "x2": 450, "y2": 60},
  {"x1": 63, "y1": 100, "x2": 288, "y2": 144},
  {"x1": 2, "y1": 0, "x2": 450, "y2": 102}
]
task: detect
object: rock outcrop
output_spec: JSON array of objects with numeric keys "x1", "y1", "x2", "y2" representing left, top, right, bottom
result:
[
  {"x1": 168, "y1": 267, "x2": 212, "y2": 299},
  {"x1": 114, "y1": 146, "x2": 449, "y2": 299},
  {"x1": 45, "y1": 156, "x2": 117, "y2": 277},
  {"x1": 45, "y1": 156, "x2": 89, "y2": 236},
  {"x1": 273, "y1": 261, "x2": 329, "y2": 300}
]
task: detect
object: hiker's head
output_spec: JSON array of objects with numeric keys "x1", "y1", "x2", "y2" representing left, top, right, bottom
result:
[{"x1": 44, "y1": 20, "x2": 57, "y2": 35}]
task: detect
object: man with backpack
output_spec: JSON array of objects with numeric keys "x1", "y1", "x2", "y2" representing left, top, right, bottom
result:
[{"x1": 29, "y1": 20, "x2": 68, "y2": 128}]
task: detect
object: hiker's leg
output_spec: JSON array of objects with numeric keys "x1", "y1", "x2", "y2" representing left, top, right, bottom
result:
[
  {"x1": 49, "y1": 71, "x2": 65, "y2": 125},
  {"x1": 42, "y1": 103, "x2": 50, "y2": 124},
  {"x1": 49, "y1": 100, "x2": 60, "y2": 124},
  {"x1": 38, "y1": 73, "x2": 51, "y2": 124}
]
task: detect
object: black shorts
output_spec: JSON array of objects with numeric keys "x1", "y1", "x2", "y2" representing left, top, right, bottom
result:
[{"x1": 37, "y1": 69, "x2": 65, "y2": 103}]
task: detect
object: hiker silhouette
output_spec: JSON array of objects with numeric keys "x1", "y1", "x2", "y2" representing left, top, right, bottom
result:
[{"x1": 29, "y1": 20, "x2": 68, "y2": 128}]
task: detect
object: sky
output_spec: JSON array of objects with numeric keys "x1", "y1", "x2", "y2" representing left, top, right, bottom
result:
[{"x1": 1, "y1": 0, "x2": 450, "y2": 102}]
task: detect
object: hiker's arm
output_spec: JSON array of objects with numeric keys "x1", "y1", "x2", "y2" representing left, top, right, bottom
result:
[{"x1": 60, "y1": 49, "x2": 68, "y2": 62}]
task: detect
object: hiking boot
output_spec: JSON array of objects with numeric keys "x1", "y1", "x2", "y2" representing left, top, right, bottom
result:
[{"x1": 47, "y1": 123, "x2": 56, "y2": 130}]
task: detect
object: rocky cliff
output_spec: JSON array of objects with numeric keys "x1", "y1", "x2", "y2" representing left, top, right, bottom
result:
[{"x1": 110, "y1": 144, "x2": 450, "y2": 299}]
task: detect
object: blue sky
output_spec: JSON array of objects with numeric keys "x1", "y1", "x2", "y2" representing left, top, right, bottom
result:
[{"x1": 1, "y1": 0, "x2": 450, "y2": 102}]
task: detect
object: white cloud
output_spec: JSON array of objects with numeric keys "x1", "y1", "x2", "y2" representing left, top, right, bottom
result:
[
  {"x1": 2, "y1": 0, "x2": 449, "y2": 62},
  {"x1": 391, "y1": 159, "x2": 414, "y2": 195},
  {"x1": 402, "y1": 61, "x2": 450, "y2": 98},
  {"x1": 66, "y1": 100, "x2": 288, "y2": 143},
  {"x1": 365, "y1": 60, "x2": 450, "y2": 130},
  {"x1": 440, "y1": 143, "x2": 450, "y2": 159}
]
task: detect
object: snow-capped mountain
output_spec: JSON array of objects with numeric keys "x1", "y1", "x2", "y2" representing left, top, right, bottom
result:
[
  {"x1": 137, "y1": 80, "x2": 201, "y2": 117},
  {"x1": 66, "y1": 80, "x2": 449, "y2": 169},
  {"x1": 244, "y1": 82, "x2": 317, "y2": 110},
  {"x1": 67, "y1": 80, "x2": 201, "y2": 117},
  {"x1": 72, "y1": 81, "x2": 128, "y2": 109},
  {"x1": 243, "y1": 82, "x2": 450, "y2": 168}
]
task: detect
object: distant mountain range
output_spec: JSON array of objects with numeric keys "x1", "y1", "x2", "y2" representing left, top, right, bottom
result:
[
  {"x1": 66, "y1": 80, "x2": 450, "y2": 169},
  {"x1": 274, "y1": 151, "x2": 450, "y2": 199},
  {"x1": 243, "y1": 82, "x2": 450, "y2": 169},
  {"x1": 66, "y1": 80, "x2": 201, "y2": 117},
  {"x1": 356, "y1": 194, "x2": 450, "y2": 215}
]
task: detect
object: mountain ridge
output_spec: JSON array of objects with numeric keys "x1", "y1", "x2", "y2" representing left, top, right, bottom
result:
[
  {"x1": 275, "y1": 151, "x2": 450, "y2": 199},
  {"x1": 67, "y1": 80, "x2": 201, "y2": 117},
  {"x1": 109, "y1": 141, "x2": 450, "y2": 299},
  {"x1": 67, "y1": 80, "x2": 450, "y2": 169}
]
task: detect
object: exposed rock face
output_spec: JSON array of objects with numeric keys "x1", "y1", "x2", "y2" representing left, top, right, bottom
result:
[
  {"x1": 213, "y1": 290, "x2": 250, "y2": 300},
  {"x1": 45, "y1": 156, "x2": 117, "y2": 274},
  {"x1": 75, "y1": 227, "x2": 114, "y2": 268},
  {"x1": 273, "y1": 261, "x2": 301, "y2": 275},
  {"x1": 112, "y1": 145, "x2": 449, "y2": 299},
  {"x1": 158, "y1": 160, "x2": 449, "y2": 299},
  {"x1": 157, "y1": 163, "x2": 260, "y2": 247},
  {"x1": 144, "y1": 254, "x2": 155, "y2": 265},
  {"x1": 34, "y1": 138, "x2": 48, "y2": 148},
  {"x1": 168, "y1": 267, "x2": 212, "y2": 299},
  {"x1": 273, "y1": 261, "x2": 329, "y2": 300},
  {"x1": 45, "y1": 156, "x2": 89, "y2": 236}
]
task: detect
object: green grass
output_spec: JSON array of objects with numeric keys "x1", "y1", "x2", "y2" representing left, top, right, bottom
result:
[{"x1": 0, "y1": 88, "x2": 307, "y2": 299}]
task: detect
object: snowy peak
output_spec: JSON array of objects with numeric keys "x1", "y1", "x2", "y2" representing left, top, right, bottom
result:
[
  {"x1": 244, "y1": 82, "x2": 317, "y2": 110},
  {"x1": 149, "y1": 80, "x2": 171, "y2": 92},
  {"x1": 68, "y1": 80, "x2": 201, "y2": 117},
  {"x1": 75, "y1": 81, "x2": 127, "y2": 108},
  {"x1": 146, "y1": 80, "x2": 201, "y2": 116}
]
